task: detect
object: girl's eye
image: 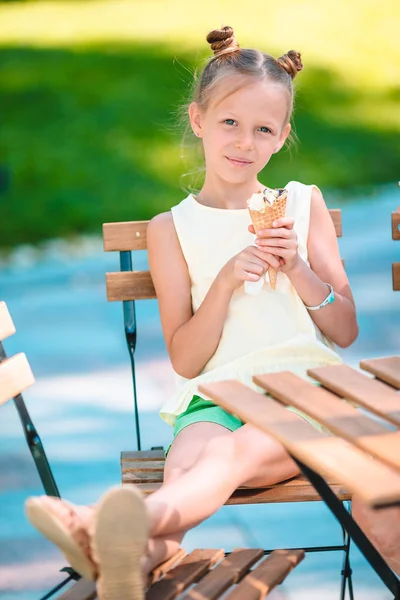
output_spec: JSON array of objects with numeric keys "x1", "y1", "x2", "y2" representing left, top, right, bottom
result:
[
  {"x1": 259, "y1": 126, "x2": 272, "y2": 133},
  {"x1": 224, "y1": 119, "x2": 237, "y2": 126}
]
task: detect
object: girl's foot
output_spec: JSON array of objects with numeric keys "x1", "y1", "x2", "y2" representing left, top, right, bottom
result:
[
  {"x1": 92, "y1": 486, "x2": 149, "y2": 600},
  {"x1": 25, "y1": 496, "x2": 97, "y2": 580}
]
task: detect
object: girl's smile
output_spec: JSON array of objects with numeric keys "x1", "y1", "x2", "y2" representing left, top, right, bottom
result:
[{"x1": 226, "y1": 156, "x2": 254, "y2": 167}]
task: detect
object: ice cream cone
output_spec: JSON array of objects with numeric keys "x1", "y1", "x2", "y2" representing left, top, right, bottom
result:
[{"x1": 248, "y1": 188, "x2": 288, "y2": 290}]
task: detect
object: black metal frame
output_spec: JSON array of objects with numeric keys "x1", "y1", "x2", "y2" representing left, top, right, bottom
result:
[
  {"x1": 293, "y1": 456, "x2": 400, "y2": 599},
  {"x1": 0, "y1": 340, "x2": 80, "y2": 599},
  {"x1": 118, "y1": 249, "x2": 356, "y2": 599}
]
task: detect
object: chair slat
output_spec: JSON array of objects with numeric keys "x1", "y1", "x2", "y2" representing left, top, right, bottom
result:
[
  {"x1": 147, "y1": 549, "x2": 224, "y2": 600},
  {"x1": 0, "y1": 301, "x2": 16, "y2": 342},
  {"x1": 180, "y1": 549, "x2": 264, "y2": 600},
  {"x1": 254, "y1": 371, "x2": 400, "y2": 472},
  {"x1": 393, "y1": 263, "x2": 400, "y2": 291},
  {"x1": 307, "y1": 364, "x2": 400, "y2": 426},
  {"x1": 127, "y1": 477, "x2": 350, "y2": 504},
  {"x1": 121, "y1": 460, "x2": 165, "y2": 473},
  {"x1": 0, "y1": 354, "x2": 35, "y2": 406},
  {"x1": 103, "y1": 210, "x2": 341, "y2": 254},
  {"x1": 122, "y1": 450, "x2": 165, "y2": 461},
  {"x1": 360, "y1": 356, "x2": 400, "y2": 388},
  {"x1": 329, "y1": 209, "x2": 342, "y2": 237},
  {"x1": 150, "y1": 548, "x2": 187, "y2": 586},
  {"x1": 105, "y1": 271, "x2": 156, "y2": 301},
  {"x1": 103, "y1": 221, "x2": 149, "y2": 251},
  {"x1": 392, "y1": 211, "x2": 400, "y2": 240},
  {"x1": 224, "y1": 549, "x2": 304, "y2": 600},
  {"x1": 199, "y1": 380, "x2": 400, "y2": 507},
  {"x1": 56, "y1": 579, "x2": 97, "y2": 599}
]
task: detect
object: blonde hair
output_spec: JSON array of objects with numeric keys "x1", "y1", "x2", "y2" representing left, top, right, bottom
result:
[{"x1": 195, "y1": 26, "x2": 303, "y2": 122}]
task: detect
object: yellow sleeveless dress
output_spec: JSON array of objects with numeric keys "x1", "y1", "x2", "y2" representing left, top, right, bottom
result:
[{"x1": 160, "y1": 181, "x2": 343, "y2": 427}]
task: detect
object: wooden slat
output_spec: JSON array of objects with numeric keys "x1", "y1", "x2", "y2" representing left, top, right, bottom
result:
[
  {"x1": 122, "y1": 450, "x2": 165, "y2": 461},
  {"x1": 329, "y1": 208, "x2": 342, "y2": 237},
  {"x1": 393, "y1": 263, "x2": 400, "y2": 291},
  {"x1": 103, "y1": 210, "x2": 341, "y2": 254},
  {"x1": 122, "y1": 469, "x2": 350, "y2": 503},
  {"x1": 56, "y1": 579, "x2": 96, "y2": 600},
  {"x1": 224, "y1": 549, "x2": 304, "y2": 600},
  {"x1": 180, "y1": 549, "x2": 263, "y2": 600},
  {"x1": 360, "y1": 356, "x2": 400, "y2": 388},
  {"x1": 147, "y1": 549, "x2": 224, "y2": 600},
  {"x1": 254, "y1": 371, "x2": 400, "y2": 473},
  {"x1": 392, "y1": 210, "x2": 400, "y2": 240},
  {"x1": 0, "y1": 354, "x2": 35, "y2": 406},
  {"x1": 121, "y1": 460, "x2": 165, "y2": 473},
  {"x1": 255, "y1": 371, "x2": 387, "y2": 438},
  {"x1": 199, "y1": 380, "x2": 400, "y2": 507},
  {"x1": 103, "y1": 221, "x2": 149, "y2": 251},
  {"x1": 0, "y1": 301, "x2": 16, "y2": 342},
  {"x1": 150, "y1": 548, "x2": 187, "y2": 586},
  {"x1": 105, "y1": 271, "x2": 156, "y2": 301},
  {"x1": 308, "y1": 364, "x2": 400, "y2": 426}
]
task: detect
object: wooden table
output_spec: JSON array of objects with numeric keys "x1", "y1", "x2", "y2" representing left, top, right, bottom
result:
[{"x1": 199, "y1": 356, "x2": 400, "y2": 599}]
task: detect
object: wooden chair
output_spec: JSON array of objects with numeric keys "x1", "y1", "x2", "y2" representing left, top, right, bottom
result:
[
  {"x1": 0, "y1": 301, "x2": 304, "y2": 600},
  {"x1": 102, "y1": 208, "x2": 355, "y2": 598},
  {"x1": 0, "y1": 301, "x2": 81, "y2": 598}
]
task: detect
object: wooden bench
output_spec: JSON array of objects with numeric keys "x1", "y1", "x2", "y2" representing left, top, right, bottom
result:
[
  {"x1": 0, "y1": 301, "x2": 304, "y2": 600},
  {"x1": 102, "y1": 209, "x2": 357, "y2": 596}
]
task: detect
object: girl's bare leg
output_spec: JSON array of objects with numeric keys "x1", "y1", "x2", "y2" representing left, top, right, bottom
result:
[{"x1": 145, "y1": 420, "x2": 300, "y2": 539}]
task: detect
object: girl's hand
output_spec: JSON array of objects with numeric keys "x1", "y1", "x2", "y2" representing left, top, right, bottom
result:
[
  {"x1": 218, "y1": 245, "x2": 281, "y2": 292},
  {"x1": 248, "y1": 217, "x2": 300, "y2": 274}
]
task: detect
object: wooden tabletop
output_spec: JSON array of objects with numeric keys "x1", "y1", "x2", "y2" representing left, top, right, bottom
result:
[{"x1": 199, "y1": 356, "x2": 400, "y2": 509}]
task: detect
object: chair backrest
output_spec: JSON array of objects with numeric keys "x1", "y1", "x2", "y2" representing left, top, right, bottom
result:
[
  {"x1": 0, "y1": 302, "x2": 35, "y2": 406},
  {"x1": 0, "y1": 301, "x2": 60, "y2": 497},
  {"x1": 392, "y1": 207, "x2": 400, "y2": 291},
  {"x1": 103, "y1": 211, "x2": 343, "y2": 303}
]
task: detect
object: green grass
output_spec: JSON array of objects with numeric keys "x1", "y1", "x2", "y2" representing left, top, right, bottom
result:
[{"x1": 0, "y1": 0, "x2": 399, "y2": 249}]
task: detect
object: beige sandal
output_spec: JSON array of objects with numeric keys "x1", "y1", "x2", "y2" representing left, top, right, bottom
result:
[
  {"x1": 25, "y1": 496, "x2": 97, "y2": 580},
  {"x1": 92, "y1": 486, "x2": 149, "y2": 600}
]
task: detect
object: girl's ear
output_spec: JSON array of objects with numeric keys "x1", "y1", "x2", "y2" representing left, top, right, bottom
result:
[
  {"x1": 188, "y1": 102, "x2": 203, "y2": 137},
  {"x1": 274, "y1": 122, "x2": 291, "y2": 153}
]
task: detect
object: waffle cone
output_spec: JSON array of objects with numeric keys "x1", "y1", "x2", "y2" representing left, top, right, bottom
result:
[{"x1": 248, "y1": 191, "x2": 287, "y2": 290}]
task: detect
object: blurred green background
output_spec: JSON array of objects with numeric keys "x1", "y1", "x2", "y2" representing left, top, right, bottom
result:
[{"x1": 0, "y1": 0, "x2": 399, "y2": 249}]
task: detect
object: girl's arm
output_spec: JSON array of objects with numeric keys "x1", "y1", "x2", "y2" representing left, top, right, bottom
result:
[
  {"x1": 286, "y1": 186, "x2": 358, "y2": 348},
  {"x1": 147, "y1": 212, "x2": 234, "y2": 379}
]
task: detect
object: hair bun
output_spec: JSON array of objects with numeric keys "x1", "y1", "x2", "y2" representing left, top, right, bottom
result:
[
  {"x1": 206, "y1": 26, "x2": 240, "y2": 58},
  {"x1": 277, "y1": 50, "x2": 303, "y2": 78}
]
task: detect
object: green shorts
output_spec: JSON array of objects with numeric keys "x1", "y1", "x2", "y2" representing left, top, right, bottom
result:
[
  {"x1": 165, "y1": 395, "x2": 243, "y2": 456},
  {"x1": 165, "y1": 384, "x2": 328, "y2": 457}
]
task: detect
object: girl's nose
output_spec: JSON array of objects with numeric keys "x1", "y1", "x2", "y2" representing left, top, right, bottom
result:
[{"x1": 235, "y1": 132, "x2": 254, "y2": 151}]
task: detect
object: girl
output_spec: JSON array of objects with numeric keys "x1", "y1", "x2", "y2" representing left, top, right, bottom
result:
[{"x1": 28, "y1": 25, "x2": 399, "y2": 600}]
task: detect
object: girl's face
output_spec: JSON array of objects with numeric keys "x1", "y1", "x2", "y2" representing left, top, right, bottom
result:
[{"x1": 190, "y1": 79, "x2": 291, "y2": 185}]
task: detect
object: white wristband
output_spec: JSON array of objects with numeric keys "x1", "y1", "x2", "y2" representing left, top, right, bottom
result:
[{"x1": 304, "y1": 283, "x2": 335, "y2": 311}]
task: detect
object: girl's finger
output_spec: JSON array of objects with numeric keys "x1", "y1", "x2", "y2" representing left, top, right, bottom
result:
[
  {"x1": 256, "y1": 228, "x2": 292, "y2": 239},
  {"x1": 272, "y1": 217, "x2": 295, "y2": 229},
  {"x1": 243, "y1": 271, "x2": 262, "y2": 282},
  {"x1": 255, "y1": 238, "x2": 291, "y2": 247}
]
